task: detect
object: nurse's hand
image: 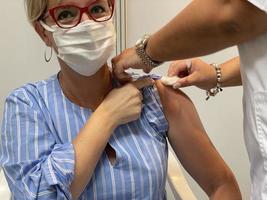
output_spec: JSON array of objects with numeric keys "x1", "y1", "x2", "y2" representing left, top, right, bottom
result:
[
  {"x1": 167, "y1": 58, "x2": 217, "y2": 90},
  {"x1": 112, "y1": 47, "x2": 152, "y2": 82},
  {"x1": 99, "y1": 78, "x2": 154, "y2": 127}
]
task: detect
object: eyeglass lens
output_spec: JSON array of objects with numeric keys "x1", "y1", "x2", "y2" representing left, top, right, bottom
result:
[{"x1": 54, "y1": 0, "x2": 113, "y2": 28}]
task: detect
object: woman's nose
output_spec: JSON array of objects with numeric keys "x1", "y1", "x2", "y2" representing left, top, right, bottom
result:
[{"x1": 81, "y1": 12, "x2": 92, "y2": 22}]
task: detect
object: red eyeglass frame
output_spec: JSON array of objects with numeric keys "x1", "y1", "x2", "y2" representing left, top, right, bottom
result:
[{"x1": 44, "y1": 0, "x2": 115, "y2": 29}]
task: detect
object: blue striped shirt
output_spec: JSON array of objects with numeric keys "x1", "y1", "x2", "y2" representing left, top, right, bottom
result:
[{"x1": 0, "y1": 74, "x2": 169, "y2": 200}]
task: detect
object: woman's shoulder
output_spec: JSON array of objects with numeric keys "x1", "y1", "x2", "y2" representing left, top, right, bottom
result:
[
  {"x1": 5, "y1": 74, "x2": 58, "y2": 109},
  {"x1": 154, "y1": 79, "x2": 195, "y2": 119},
  {"x1": 140, "y1": 77, "x2": 169, "y2": 136}
]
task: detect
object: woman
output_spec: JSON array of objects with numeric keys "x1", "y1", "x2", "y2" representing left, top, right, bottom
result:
[{"x1": 0, "y1": 0, "x2": 241, "y2": 199}]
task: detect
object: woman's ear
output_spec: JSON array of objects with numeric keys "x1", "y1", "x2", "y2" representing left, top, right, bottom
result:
[{"x1": 34, "y1": 21, "x2": 52, "y2": 47}]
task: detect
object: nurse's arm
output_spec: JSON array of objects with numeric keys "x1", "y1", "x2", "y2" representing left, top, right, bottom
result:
[
  {"x1": 147, "y1": 0, "x2": 267, "y2": 62},
  {"x1": 155, "y1": 81, "x2": 242, "y2": 199},
  {"x1": 220, "y1": 57, "x2": 242, "y2": 87},
  {"x1": 168, "y1": 57, "x2": 242, "y2": 89}
]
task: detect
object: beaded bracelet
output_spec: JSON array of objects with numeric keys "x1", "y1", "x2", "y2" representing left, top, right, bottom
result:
[{"x1": 206, "y1": 63, "x2": 223, "y2": 100}]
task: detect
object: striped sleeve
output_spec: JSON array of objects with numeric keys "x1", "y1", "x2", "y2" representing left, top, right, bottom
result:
[
  {"x1": 0, "y1": 87, "x2": 75, "y2": 200},
  {"x1": 247, "y1": 0, "x2": 267, "y2": 12},
  {"x1": 142, "y1": 85, "x2": 169, "y2": 138}
]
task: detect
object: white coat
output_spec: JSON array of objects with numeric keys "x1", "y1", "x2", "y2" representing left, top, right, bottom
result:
[{"x1": 239, "y1": 1, "x2": 267, "y2": 199}]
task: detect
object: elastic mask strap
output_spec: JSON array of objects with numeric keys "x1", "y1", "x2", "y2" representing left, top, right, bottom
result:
[{"x1": 39, "y1": 20, "x2": 56, "y2": 32}]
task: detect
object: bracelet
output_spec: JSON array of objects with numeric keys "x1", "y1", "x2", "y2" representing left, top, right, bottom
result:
[
  {"x1": 136, "y1": 45, "x2": 162, "y2": 69},
  {"x1": 135, "y1": 34, "x2": 163, "y2": 69},
  {"x1": 206, "y1": 63, "x2": 223, "y2": 100}
]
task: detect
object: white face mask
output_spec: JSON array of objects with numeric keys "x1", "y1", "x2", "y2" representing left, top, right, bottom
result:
[{"x1": 41, "y1": 20, "x2": 116, "y2": 76}]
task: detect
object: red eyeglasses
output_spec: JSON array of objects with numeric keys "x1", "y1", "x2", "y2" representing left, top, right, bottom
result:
[{"x1": 43, "y1": 0, "x2": 115, "y2": 29}]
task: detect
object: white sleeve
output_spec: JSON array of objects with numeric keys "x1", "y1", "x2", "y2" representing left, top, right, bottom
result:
[{"x1": 247, "y1": 0, "x2": 267, "y2": 13}]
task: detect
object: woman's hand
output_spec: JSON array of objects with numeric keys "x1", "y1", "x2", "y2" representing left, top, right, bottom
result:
[
  {"x1": 98, "y1": 78, "x2": 154, "y2": 127},
  {"x1": 168, "y1": 58, "x2": 217, "y2": 90}
]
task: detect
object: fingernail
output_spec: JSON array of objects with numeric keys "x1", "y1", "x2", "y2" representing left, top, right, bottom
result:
[
  {"x1": 168, "y1": 72, "x2": 175, "y2": 76},
  {"x1": 173, "y1": 83, "x2": 181, "y2": 89},
  {"x1": 150, "y1": 79, "x2": 155, "y2": 84}
]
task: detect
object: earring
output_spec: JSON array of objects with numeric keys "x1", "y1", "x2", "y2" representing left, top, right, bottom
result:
[{"x1": 44, "y1": 45, "x2": 53, "y2": 62}]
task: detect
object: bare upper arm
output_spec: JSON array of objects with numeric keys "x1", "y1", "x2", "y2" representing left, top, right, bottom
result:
[
  {"x1": 155, "y1": 80, "x2": 234, "y2": 195},
  {"x1": 154, "y1": 80, "x2": 211, "y2": 152},
  {"x1": 154, "y1": 80, "x2": 205, "y2": 134}
]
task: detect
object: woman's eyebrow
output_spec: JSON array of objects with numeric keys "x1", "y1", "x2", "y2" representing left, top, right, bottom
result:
[{"x1": 57, "y1": 0, "x2": 97, "y2": 5}]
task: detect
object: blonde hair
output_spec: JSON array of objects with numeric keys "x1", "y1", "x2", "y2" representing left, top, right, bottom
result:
[{"x1": 24, "y1": 0, "x2": 49, "y2": 25}]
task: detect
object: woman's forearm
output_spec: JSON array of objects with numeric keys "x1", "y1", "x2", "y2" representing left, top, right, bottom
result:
[
  {"x1": 220, "y1": 57, "x2": 242, "y2": 87},
  {"x1": 70, "y1": 108, "x2": 116, "y2": 200},
  {"x1": 146, "y1": 0, "x2": 267, "y2": 62}
]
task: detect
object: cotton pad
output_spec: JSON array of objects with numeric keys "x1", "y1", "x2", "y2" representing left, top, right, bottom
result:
[{"x1": 160, "y1": 76, "x2": 180, "y2": 86}]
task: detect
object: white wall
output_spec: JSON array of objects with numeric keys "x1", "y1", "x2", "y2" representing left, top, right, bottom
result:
[
  {"x1": 0, "y1": 0, "x2": 250, "y2": 199},
  {"x1": 0, "y1": 1, "x2": 58, "y2": 117},
  {"x1": 126, "y1": 0, "x2": 250, "y2": 199}
]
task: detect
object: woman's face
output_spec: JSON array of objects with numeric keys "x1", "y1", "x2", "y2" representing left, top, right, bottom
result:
[
  {"x1": 46, "y1": 0, "x2": 101, "y2": 26},
  {"x1": 35, "y1": 0, "x2": 116, "y2": 77},
  {"x1": 36, "y1": 0, "x2": 113, "y2": 49}
]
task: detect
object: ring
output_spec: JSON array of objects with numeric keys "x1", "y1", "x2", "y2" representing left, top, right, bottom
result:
[{"x1": 186, "y1": 59, "x2": 192, "y2": 73}]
